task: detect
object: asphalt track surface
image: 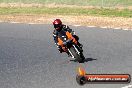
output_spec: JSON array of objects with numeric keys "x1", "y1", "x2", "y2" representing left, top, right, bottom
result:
[{"x1": 0, "y1": 23, "x2": 132, "y2": 88}]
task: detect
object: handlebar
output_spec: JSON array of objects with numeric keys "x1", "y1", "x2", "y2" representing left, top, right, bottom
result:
[{"x1": 63, "y1": 39, "x2": 73, "y2": 46}]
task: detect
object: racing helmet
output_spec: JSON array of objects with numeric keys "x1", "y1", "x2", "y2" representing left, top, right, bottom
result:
[{"x1": 53, "y1": 19, "x2": 62, "y2": 31}]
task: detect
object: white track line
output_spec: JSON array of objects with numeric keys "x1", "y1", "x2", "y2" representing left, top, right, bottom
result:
[
  {"x1": 101, "y1": 26, "x2": 107, "y2": 29},
  {"x1": 28, "y1": 23, "x2": 37, "y2": 24},
  {"x1": 10, "y1": 22, "x2": 21, "y2": 24},
  {"x1": 73, "y1": 25, "x2": 81, "y2": 27},
  {"x1": 87, "y1": 26, "x2": 96, "y2": 28},
  {"x1": 114, "y1": 28, "x2": 121, "y2": 30},
  {"x1": 123, "y1": 29, "x2": 129, "y2": 31},
  {"x1": 122, "y1": 85, "x2": 132, "y2": 88},
  {"x1": 0, "y1": 21, "x2": 132, "y2": 31}
]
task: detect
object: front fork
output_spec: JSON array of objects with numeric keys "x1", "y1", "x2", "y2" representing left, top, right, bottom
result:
[
  {"x1": 67, "y1": 44, "x2": 80, "y2": 58},
  {"x1": 67, "y1": 48, "x2": 74, "y2": 58},
  {"x1": 73, "y1": 44, "x2": 80, "y2": 55}
]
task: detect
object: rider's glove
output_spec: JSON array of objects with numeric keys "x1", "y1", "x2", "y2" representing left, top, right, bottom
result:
[{"x1": 71, "y1": 31, "x2": 75, "y2": 35}]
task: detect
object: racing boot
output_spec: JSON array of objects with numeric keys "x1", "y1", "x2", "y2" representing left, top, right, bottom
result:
[{"x1": 77, "y1": 42, "x2": 83, "y2": 48}]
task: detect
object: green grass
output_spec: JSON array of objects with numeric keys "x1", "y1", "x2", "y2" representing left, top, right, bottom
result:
[
  {"x1": 0, "y1": 0, "x2": 132, "y2": 7},
  {"x1": 0, "y1": 7, "x2": 132, "y2": 17}
]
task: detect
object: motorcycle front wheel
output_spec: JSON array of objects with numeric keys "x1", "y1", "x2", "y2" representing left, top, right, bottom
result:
[{"x1": 69, "y1": 46, "x2": 84, "y2": 63}]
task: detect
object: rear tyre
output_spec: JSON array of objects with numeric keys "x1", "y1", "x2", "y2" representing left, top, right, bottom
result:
[{"x1": 69, "y1": 47, "x2": 84, "y2": 63}]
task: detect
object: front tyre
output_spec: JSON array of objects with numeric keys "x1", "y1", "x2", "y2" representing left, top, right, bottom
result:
[
  {"x1": 80, "y1": 52, "x2": 85, "y2": 62},
  {"x1": 69, "y1": 47, "x2": 84, "y2": 63}
]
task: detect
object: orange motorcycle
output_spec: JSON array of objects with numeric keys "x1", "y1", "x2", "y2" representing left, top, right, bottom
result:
[{"x1": 58, "y1": 31, "x2": 85, "y2": 63}]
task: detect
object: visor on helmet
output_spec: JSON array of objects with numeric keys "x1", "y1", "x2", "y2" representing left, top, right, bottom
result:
[{"x1": 54, "y1": 24, "x2": 60, "y2": 29}]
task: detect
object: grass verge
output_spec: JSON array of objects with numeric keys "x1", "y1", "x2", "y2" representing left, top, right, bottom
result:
[
  {"x1": 0, "y1": 7, "x2": 132, "y2": 17},
  {"x1": 0, "y1": 0, "x2": 132, "y2": 6}
]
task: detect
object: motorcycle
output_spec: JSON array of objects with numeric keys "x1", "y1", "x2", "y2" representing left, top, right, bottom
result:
[{"x1": 58, "y1": 31, "x2": 85, "y2": 63}]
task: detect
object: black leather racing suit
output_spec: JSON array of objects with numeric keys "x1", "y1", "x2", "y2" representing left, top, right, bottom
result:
[{"x1": 53, "y1": 25, "x2": 81, "y2": 53}]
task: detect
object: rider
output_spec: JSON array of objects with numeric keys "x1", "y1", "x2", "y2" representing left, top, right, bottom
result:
[{"x1": 52, "y1": 19, "x2": 83, "y2": 56}]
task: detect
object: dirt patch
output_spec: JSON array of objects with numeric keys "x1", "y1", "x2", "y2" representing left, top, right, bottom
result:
[
  {"x1": 0, "y1": 14, "x2": 132, "y2": 29},
  {"x1": 0, "y1": 3, "x2": 132, "y2": 29}
]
